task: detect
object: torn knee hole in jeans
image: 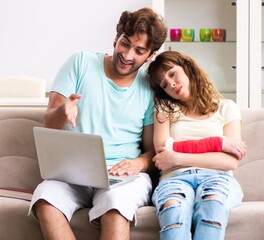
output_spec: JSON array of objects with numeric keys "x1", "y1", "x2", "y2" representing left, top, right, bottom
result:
[
  {"x1": 162, "y1": 223, "x2": 183, "y2": 230},
  {"x1": 201, "y1": 219, "x2": 221, "y2": 227},
  {"x1": 202, "y1": 194, "x2": 223, "y2": 203},
  {"x1": 161, "y1": 193, "x2": 185, "y2": 211}
]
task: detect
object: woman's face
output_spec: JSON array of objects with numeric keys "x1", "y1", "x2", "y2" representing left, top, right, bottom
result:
[{"x1": 159, "y1": 64, "x2": 192, "y2": 103}]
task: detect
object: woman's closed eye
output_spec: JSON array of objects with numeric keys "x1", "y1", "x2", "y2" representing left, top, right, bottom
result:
[
  {"x1": 169, "y1": 71, "x2": 176, "y2": 78},
  {"x1": 160, "y1": 81, "x2": 168, "y2": 89}
]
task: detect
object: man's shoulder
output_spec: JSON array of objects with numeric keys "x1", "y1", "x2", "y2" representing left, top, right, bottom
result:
[
  {"x1": 68, "y1": 50, "x2": 105, "y2": 73},
  {"x1": 71, "y1": 49, "x2": 104, "y2": 60}
]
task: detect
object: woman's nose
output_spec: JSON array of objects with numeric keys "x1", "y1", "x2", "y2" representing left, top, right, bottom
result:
[{"x1": 170, "y1": 82, "x2": 176, "y2": 88}]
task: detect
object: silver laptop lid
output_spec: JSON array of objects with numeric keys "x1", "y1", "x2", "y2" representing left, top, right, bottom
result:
[{"x1": 33, "y1": 127, "x2": 110, "y2": 188}]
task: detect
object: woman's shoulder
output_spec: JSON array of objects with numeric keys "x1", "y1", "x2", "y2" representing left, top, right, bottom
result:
[
  {"x1": 217, "y1": 99, "x2": 241, "y2": 122},
  {"x1": 218, "y1": 98, "x2": 239, "y2": 111}
]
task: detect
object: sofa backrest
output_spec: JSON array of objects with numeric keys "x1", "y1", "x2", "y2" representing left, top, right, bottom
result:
[
  {"x1": 234, "y1": 108, "x2": 264, "y2": 201},
  {"x1": 0, "y1": 107, "x2": 45, "y2": 192}
]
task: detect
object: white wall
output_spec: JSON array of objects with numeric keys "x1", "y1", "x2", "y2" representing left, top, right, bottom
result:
[{"x1": 0, "y1": 0, "x2": 151, "y2": 90}]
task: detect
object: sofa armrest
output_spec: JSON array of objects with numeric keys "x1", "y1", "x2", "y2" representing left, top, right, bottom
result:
[{"x1": 0, "y1": 188, "x2": 33, "y2": 201}]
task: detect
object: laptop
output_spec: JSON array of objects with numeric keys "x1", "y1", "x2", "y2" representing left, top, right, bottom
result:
[{"x1": 33, "y1": 127, "x2": 139, "y2": 189}]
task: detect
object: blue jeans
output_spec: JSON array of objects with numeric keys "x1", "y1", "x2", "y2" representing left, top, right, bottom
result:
[{"x1": 152, "y1": 169, "x2": 243, "y2": 240}]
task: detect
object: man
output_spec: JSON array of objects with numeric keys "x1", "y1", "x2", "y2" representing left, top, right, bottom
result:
[{"x1": 29, "y1": 7, "x2": 167, "y2": 240}]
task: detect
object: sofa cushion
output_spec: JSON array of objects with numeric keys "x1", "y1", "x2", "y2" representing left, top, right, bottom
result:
[
  {"x1": 225, "y1": 201, "x2": 264, "y2": 240},
  {"x1": 0, "y1": 156, "x2": 41, "y2": 191},
  {"x1": 0, "y1": 196, "x2": 43, "y2": 240},
  {"x1": 234, "y1": 109, "x2": 264, "y2": 201},
  {"x1": 0, "y1": 109, "x2": 44, "y2": 191}
]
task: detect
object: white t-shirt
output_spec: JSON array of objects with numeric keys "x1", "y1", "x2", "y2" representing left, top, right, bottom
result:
[{"x1": 160, "y1": 99, "x2": 241, "y2": 180}]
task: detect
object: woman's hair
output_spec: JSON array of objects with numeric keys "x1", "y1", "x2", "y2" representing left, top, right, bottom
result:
[
  {"x1": 147, "y1": 51, "x2": 223, "y2": 122},
  {"x1": 115, "y1": 8, "x2": 167, "y2": 54}
]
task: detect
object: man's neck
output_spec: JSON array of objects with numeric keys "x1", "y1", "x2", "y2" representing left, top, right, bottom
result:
[{"x1": 104, "y1": 55, "x2": 137, "y2": 88}]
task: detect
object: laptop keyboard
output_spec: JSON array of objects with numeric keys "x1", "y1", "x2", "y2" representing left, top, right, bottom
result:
[{"x1": 109, "y1": 178, "x2": 122, "y2": 185}]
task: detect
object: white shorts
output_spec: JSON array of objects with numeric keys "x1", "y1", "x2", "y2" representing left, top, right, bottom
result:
[{"x1": 28, "y1": 173, "x2": 152, "y2": 227}]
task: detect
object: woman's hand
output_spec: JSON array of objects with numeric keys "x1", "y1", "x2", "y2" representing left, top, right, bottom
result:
[
  {"x1": 153, "y1": 147, "x2": 180, "y2": 171},
  {"x1": 222, "y1": 138, "x2": 246, "y2": 160}
]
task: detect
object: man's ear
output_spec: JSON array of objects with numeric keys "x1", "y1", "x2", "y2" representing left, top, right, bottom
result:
[
  {"x1": 146, "y1": 51, "x2": 157, "y2": 62},
  {"x1": 113, "y1": 37, "x2": 118, "y2": 47},
  {"x1": 113, "y1": 34, "x2": 122, "y2": 48}
]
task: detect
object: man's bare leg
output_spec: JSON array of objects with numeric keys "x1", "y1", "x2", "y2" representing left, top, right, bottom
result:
[
  {"x1": 100, "y1": 209, "x2": 130, "y2": 240},
  {"x1": 34, "y1": 199, "x2": 76, "y2": 240}
]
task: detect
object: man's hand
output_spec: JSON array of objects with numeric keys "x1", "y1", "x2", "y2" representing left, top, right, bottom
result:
[
  {"x1": 60, "y1": 94, "x2": 81, "y2": 128},
  {"x1": 108, "y1": 158, "x2": 144, "y2": 176}
]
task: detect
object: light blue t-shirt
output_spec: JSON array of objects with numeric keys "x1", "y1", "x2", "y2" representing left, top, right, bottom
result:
[{"x1": 51, "y1": 50, "x2": 154, "y2": 166}]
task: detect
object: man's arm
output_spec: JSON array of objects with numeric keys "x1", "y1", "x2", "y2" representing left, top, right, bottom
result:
[
  {"x1": 138, "y1": 124, "x2": 156, "y2": 173},
  {"x1": 108, "y1": 124, "x2": 155, "y2": 176},
  {"x1": 44, "y1": 92, "x2": 81, "y2": 129}
]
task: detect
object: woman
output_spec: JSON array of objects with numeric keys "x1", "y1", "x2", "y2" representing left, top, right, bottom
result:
[{"x1": 147, "y1": 51, "x2": 246, "y2": 240}]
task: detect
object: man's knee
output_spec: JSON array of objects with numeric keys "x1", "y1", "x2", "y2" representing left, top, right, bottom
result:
[
  {"x1": 34, "y1": 199, "x2": 64, "y2": 221},
  {"x1": 101, "y1": 209, "x2": 129, "y2": 224},
  {"x1": 33, "y1": 199, "x2": 50, "y2": 214},
  {"x1": 100, "y1": 210, "x2": 130, "y2": 240}
]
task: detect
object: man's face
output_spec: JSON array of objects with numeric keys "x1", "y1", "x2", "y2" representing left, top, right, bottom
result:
[{"x1": 111, "y1": 33, "x2": 154, "y2": 76}]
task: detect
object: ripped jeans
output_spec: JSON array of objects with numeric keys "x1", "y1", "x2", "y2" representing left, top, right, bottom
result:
[{"x1": 152, "y1": 169, "x2": 243, "y2": 240}]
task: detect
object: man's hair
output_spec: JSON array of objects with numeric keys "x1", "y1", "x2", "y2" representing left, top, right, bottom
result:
[{"x1": 115, "y1": 8, "x2": 167, "y2": 54}]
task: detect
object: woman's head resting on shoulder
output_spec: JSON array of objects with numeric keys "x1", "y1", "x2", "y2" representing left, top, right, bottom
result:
[{"x1": 147, "y1": 51, "x2": 223, "y2": 117}]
